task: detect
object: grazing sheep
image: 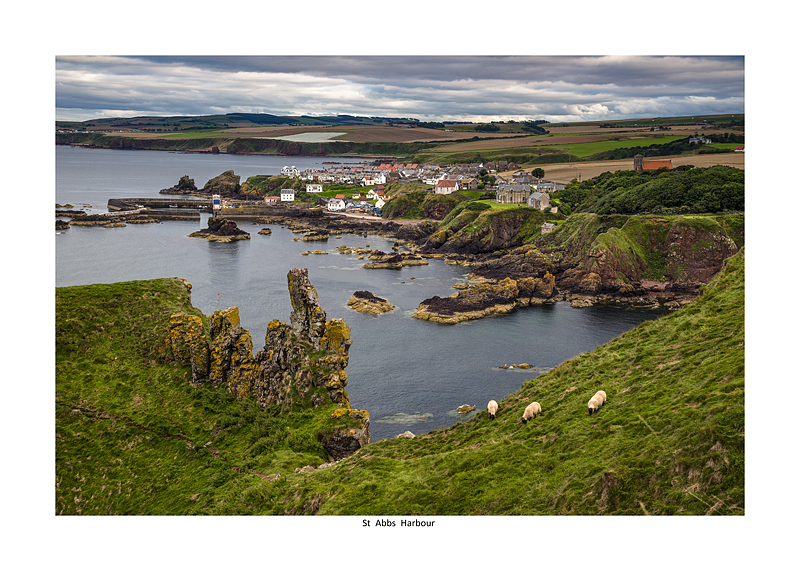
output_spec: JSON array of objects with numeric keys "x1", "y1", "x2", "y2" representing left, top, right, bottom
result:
[
  {"x1": 521, "y1": 401, "x2": 542, "y2": 424},
  {"x1": 587, "y1": 390, "x2": 607, "y2": 416},
  {"x1": 488, "y1": 400, "x2": 498, "y2": 420}
]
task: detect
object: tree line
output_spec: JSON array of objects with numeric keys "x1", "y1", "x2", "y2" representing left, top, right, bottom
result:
[{"x1": 553, "y1": 165, "x2": 744, "y2": 215}]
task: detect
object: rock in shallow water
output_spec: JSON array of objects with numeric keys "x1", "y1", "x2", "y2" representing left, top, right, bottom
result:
[{"x1": 347, "y1": 290, "x2": 395, "y2": 315}]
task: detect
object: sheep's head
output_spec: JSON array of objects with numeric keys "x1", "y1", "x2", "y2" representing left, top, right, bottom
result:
[{"x1": 521, "y1": 417, "x2": 527, "y2": 424}]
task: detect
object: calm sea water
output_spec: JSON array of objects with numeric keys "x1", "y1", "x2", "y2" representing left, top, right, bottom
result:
[{"x1": 56, "y1": 146, "x2": 664, "y2": 441}]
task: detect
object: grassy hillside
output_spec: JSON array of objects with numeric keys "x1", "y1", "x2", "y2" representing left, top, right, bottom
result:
[
  {"x1": 249, "y1": 247, "x2": 743, "y2": 515},
  {"x1": 55, "y1": 279, "x2": 354, "y2": 515},
  {"x1": 56, "y1": 250, "x2": 744, "y2": 515},
  {"x1": 380, "y1": 190, "x2": 466, "y2": 220}
]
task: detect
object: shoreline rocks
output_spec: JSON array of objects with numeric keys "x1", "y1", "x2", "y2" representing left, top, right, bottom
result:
[
  {"x1": 363, "y1": 252, "x2": 429, "y2": 269},
  {"x1": 413, "y1": 276, "x2": 557, "y2": 324}
]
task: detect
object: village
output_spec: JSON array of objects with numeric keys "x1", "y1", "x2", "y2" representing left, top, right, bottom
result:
[{"x1": 272, "y1": 160, "x2": 570, "y2": 216}]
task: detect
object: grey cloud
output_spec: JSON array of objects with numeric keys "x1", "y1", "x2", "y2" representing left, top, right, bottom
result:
[{"x1": 55, "y1": 55, "x2": 744, "y2": 122}]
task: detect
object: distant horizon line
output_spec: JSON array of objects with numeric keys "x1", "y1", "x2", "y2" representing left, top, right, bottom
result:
[{"x1": 55, "y1": 111, "x2": 746, "y2": 125}]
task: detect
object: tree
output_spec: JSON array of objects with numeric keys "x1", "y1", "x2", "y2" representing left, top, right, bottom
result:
[{"x1": 531, "y1": 168, "x2": 545, "y2": 178}]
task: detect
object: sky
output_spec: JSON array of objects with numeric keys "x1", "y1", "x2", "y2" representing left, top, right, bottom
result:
[{"x1": 55, "y1": 55, "x2": 744, "y2": 124}]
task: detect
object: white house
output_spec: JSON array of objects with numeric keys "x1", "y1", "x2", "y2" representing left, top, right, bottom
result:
[
  {"x1": 306, "y1": 184, "x2": 323, "y2": 193},
  {"x1": 280, "y1": 188, "x2": 296, "y2": 202},
  {"x1": 327, "y1": 198, "x2": 345, "y2": 212},
  {"x1": 281, "y1": 165, "x2": 299, "y2": 177},
  {"x1": 435, "y1": 179, "x2": 459, "y2": 195}
]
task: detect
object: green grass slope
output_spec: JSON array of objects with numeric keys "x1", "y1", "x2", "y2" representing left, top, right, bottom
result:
[
  {"x1": 242, "y1": 248, "x2": 744, "y2": 515},
  {"x1": 55, "y1": 279, "x2": 351, "y2": 515},
  {"x1": 56, "y1": 247, "x2": 744, "y2": 515}
]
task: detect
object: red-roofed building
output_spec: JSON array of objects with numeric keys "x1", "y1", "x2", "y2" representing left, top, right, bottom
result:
[
  {"x1": 634, "y1": 155, "x2": 673, "y2": 173},
  {"x1": 435, "y1": 179, "x2": 459, "y2": 195}
]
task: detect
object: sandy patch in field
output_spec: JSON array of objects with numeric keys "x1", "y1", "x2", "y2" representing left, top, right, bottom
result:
[{"x1": 500, "y1": 153, "x2": 744, "y2": 184}]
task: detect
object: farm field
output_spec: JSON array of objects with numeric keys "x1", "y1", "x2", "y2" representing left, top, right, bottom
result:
[
  {"x1": 433, "y1": 134, "x2": 686, "y2": 155},
  {"x1": 113, "y1": 124, "x2": 528, "y2": 144},
  {"x1": 506, "y1": 152, "x2": 745, "y2": 184}
]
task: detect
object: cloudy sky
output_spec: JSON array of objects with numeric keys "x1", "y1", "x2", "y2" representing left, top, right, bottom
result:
[{"x1": 55, "y1": 55, "x2": 744, "y2": 124}]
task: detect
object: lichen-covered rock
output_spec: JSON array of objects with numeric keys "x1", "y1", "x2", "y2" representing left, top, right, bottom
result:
[
  {"x1": 287, "y1": 268, "x2": 327, "y2": 348},
  {"x1": 208, "y1": 306, "x2": 254, "y2": 388},
  {"x1": 347, "y1": 291, "x2": 395, "y2": 315},
  {"x1": 456, "y1": 405, "x2": 476, "y2": 414},
  {"x1": 161, "y1": 269, "x2": 369, "y2": 460},
  {"x1": 164, "y1": 313, "x2": 209, "y2": 386}
]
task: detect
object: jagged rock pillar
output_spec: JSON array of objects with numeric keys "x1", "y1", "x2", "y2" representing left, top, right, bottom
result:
[{"x1": 287, "y1": 268, "x2": 328, "y2": 349}]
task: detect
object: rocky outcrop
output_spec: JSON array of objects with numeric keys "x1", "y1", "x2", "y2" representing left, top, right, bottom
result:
[
  {"x1": 287, "y1": 267, "x2": 329, "y2": 349},
  {"x1": 456, "y1": 405, "x2": 476, "y2": 414},
  {"x1": 162, "y1": 268, "x2": 370, "y2": 460},
  {"x1": 164, "y1": 312, "x2": 210, "y2": 386},
  {"x1": 298, "y1": 231, "x2": 330, "y2": 242},
  {"x1": 202, "y1": 170, "x2": 241, "y2": 195},
  {"x1": 160, "y1": 175, "x2": 198, "y2": 195},
  {"x1": 347, "y1": 291, "x2": 395, "y2": 315},
  {"x1": 413, "y1": 274, "x2": 557, "y2": 324},
  {"x1": 421, "y1": 208, "x2": 545, "y2": 255},
  {"x1": 535, "y1": 214, "x2": 741, "y2": 308},
  {"x1": 362, "y1": 252, "x2": 429, "y2": 269},
  {"x1": 188, "y1": 217, "x2": 250, "y2": 242}
]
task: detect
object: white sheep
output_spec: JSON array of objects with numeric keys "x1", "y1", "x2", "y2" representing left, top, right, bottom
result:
[
  {"x1": 587, "y1": 390, "x2": 607, "y2": 416},
  {"x1": 521, "y1": 401, "x2": 542, "y2": 424},
  {"x1": 487, "y1": 400, "x2": 498, "y2": 420}
]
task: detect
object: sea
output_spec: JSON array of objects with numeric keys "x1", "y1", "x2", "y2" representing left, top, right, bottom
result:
[{"x1": 55, "y1": 145, "x2": 665, "y2": 441}]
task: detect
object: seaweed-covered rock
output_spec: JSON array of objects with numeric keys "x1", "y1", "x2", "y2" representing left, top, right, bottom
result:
[
  {"x1": 188, "y1": 217, "x2": 250, "y2": 242},
  {"x1": 347, "y1": 290, "x2": 395, "y2": 315},
  {"x1": 362, "y1": 252, "x2": 429, "y2": 269},
  {"x1": 413, "y1": 275, "x2": 557, "y2": 324}
]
